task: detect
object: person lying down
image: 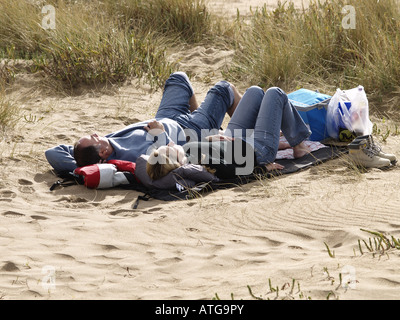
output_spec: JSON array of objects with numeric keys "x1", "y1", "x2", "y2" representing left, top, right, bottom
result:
[{"x1": 136, "y1": 86, "x2": 313, "y2": 190}]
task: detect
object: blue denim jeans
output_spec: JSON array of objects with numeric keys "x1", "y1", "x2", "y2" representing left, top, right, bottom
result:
[
  {"x1": 156, "y1": 72, "x2": 234, "y2": 139},
  {"x1": 226, "y1": 86, "x2": 311, "y2": 164}
]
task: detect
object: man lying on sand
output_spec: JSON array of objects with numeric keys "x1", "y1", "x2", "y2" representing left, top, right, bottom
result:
[{"x1": 45, "y1": 72, "x2": 241, "y2": 175}]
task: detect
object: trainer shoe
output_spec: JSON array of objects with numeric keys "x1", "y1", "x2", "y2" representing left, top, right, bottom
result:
[
  {"x1": 354, "y1": 135, "x2": 397, "y2": 163},
  {"x1": 348, "y1": 138, "x2": 391, "y2": 168}
]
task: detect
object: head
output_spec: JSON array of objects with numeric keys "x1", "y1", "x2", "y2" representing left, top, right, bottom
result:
[
  {"x1": 146, "y1": 143, "x2": 186, "y2": 180},
  {"x1": 74, "y1": 133, "x2": 112, "y2": 167}
]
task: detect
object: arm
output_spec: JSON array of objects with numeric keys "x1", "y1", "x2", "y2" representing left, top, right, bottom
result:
[
  {"x1": 144, "y1": 120, "x2": 174, "y2": 150},
  {"x1": 45, "y1": 144, "x2": 77, "y2": 175},
  {"x1": 205, "y1": 134, "x2": 234, "y2": 142}
]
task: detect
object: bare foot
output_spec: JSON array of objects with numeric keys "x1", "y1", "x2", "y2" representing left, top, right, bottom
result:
[
  {"x1": 279, "y1": 141, "x2": 291, "y2": 150},
  {"x1": 228, "y1": 83, "x2": 242, "y2": 117},
  {"x1": 293, "y1": 142, "x2": 311, "y2": 159}
]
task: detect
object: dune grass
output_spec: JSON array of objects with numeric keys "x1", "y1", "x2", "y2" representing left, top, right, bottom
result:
[
  {"x1": 0, "y1": 0, "x2": 399, "y2": 114},
  {"x1": 0, "y1": 61, "x2": 15, "y2": 86},
  {"x1": 226, "y1": 0, "x2": 400, "y2": 115},
  {"x1": 103, "y1": 0, "x2": 214, "y2": 43},
  {"x1": 0, "y1": 0, "x2": 215, "y2": 90}
]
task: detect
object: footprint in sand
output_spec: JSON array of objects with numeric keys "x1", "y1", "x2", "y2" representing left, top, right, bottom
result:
[
  {"x1": 55, "y1": 134, "x2": 69, "y2": 140},
  {"x1": 154, "y1": 257, "x2": 183, "y2": 267},
  {"x1": 231, "y1": 199, "x2": 248, "y2": 203},
  {"x1": 1, "y1": 261, "x2": 20, "y2": 272},
  {"x1": 30, "y1": 215, "x2": 48, "y2": 221},
  {"x1": 18, "y1": 179, "x2": 35, "y2": 194},
  {"x1": 142, "y1": 208, "x2": 162, "y2": 214},
  {"x1": 98, "y1": 244, "x2": 120, "y2": 251},
  {"x1": 0, "y1": 190, "x2": 17, "y2": 201},
  {"x1": 55, "y1": 195, "x2": 88, "y2": 203},
  {"x1": 2, "y1": 211, "x2": 25, "y2": 219},
  {"x1": 18, "y1": 179, "x2": 33, "y2": 186},
  {"x1": 108, "y1": 209, "x2": 139, "y2": 218}
]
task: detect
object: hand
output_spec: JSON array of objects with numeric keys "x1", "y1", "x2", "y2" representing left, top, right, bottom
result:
[
  {"x1": 144, "y1": 120, "x2": 165, "y2": 136},
  {"x1": 205, "y1": 134, "x2": 234, "y2": 142},
  {"x1": 265, "y1": 162, "x2": 284, "y2": 172}
]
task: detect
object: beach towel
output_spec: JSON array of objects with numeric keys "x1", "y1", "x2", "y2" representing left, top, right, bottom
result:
[{"x1": 276, "y1": 136, "x2": 326, "y2": 160}]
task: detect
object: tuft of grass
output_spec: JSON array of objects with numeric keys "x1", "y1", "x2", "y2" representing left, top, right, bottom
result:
[
  {"x1": 357, "y1": 229, "x2": 400, "y2": 256},
  {"x1": 226, "y1": 0, "x2": 400, "y2": 111},
  {"x1": 0, "y1": 0, "x2": 222, "y2": 92},
  {"x1": 0, "y1": 0, "x2": 48, "y2": 60},
  {"x1": 324, "y1": 242, "x2": 336, "y2": 258},
  {"x1": 35, "y1": 30, "x2": 174, "y2": 90},
  {"x1": 0, "y1": 0, "x2": 178, "y2": 90},
  {"x1": 104, "y1": 0, "x2": 214, "y2": 44},
  {"x1": 372, "y1": 117, "x2": 400, "y2": 142},
  {"x1": 245, "y1": 278, "x2": 312, "y2": 300},
  {"x1": 0, "y1": 60, "x2": 16, "y2": 86}
]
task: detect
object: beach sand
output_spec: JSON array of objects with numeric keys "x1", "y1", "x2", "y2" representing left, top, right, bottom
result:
[{"x1": 1, "y1": 0, "x2": 400, "y2": 300}]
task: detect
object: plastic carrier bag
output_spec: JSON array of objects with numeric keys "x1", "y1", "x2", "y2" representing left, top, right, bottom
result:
[{"x1": 326, "y1": 85, "x2": 373, "y2": 139}]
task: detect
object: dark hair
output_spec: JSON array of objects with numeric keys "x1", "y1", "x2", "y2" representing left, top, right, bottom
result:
[{"x1": 74, "y1": 142, "x2": 101, "y2": 168}]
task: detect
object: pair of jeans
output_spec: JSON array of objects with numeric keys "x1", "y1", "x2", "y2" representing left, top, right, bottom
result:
[
  {"x1": 226, "y1": 86, "x2": 311, "y2": 165},
  {"x1": 156, "y1": 72, "x2": 234, "y2": 139}
]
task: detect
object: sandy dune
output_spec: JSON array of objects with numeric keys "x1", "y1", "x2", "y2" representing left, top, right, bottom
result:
[
  {"x1": 1, "y1": 0, "x2": 400, "y2": 301},
  {"x1": 209, "y1": 0, "x2": 311, "y2": 18}
]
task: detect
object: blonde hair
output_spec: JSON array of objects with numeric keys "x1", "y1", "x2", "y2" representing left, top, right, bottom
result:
[
  {"x1": 146, "y1": 150, "x2": 181, "y2": 180},
  {"x1": 146, "y1": 150, "x2": 217, "y2": 181}
]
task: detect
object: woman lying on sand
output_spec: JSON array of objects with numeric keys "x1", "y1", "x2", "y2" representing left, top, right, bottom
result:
[{"x1": 141, "y1": 86, "x2": 312, "y2": 186}]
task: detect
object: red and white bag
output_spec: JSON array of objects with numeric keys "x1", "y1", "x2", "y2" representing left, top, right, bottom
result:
[{"x1": 74, "y1": 160, "x2": 139, "y2": 189}]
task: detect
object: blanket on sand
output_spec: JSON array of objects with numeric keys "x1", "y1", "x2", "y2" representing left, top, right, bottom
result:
[
  {"x1": 127, "y1": 145, "x2": 347, "y2": 206},
  {"x1": 50, "y1": 143, "x2": 347, "y2": 207}
]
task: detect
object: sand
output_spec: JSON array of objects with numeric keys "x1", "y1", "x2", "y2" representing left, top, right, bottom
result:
[{"x1": 1, "y1": 0, "x2": 400, "y2": 301}]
